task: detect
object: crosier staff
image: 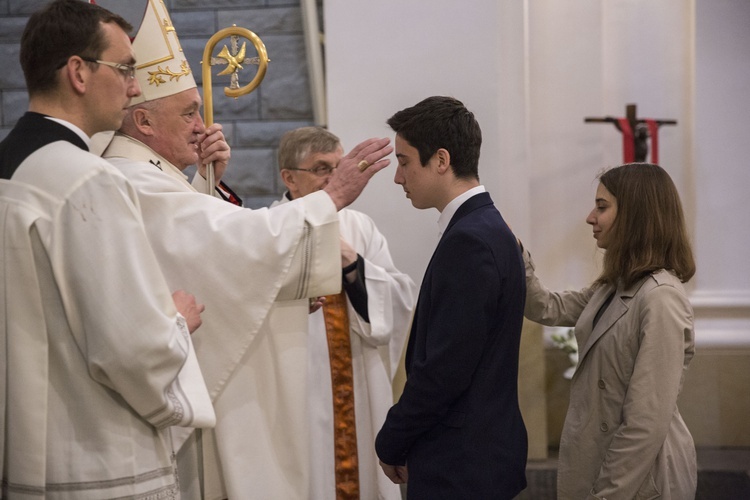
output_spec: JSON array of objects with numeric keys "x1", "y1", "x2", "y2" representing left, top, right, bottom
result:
[{"x1": 201, "y1": 26, "x2": 270, "y2": 194}]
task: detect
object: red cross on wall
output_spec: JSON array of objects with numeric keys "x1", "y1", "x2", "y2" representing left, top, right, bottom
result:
[{"x1": 585, "y1": 104, "x2": 677, "y2": 164}]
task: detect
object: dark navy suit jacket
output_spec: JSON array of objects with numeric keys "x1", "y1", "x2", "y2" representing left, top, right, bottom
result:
[{"x1": 376, "y1": 192, "x2": 527, "y2": 499}]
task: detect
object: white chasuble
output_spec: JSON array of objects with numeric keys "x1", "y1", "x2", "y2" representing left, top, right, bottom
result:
[
  {"x1": 102, "y1": 134, "x2": 342, "y2": 499},
  {"x1": 1, "y1": 142, "x2": 213, "y2": 499}
]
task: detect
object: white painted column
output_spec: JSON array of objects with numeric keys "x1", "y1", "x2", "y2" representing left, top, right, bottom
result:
[{"x1": 692, "y1": 0, "x2": 750, "y2": 348}]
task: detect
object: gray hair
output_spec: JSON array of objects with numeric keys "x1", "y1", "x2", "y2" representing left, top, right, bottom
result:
[{"x1": 277, "y1": 126, "x2": 341, "y2": 171}]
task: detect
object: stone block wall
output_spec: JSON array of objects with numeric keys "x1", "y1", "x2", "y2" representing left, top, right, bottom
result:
[{"x1": 0, "y1": 0, "x2": 320, "y2": 208}]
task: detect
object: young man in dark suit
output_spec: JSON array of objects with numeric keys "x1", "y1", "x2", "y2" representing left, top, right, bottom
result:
[{"x1": 375, "y1": 96, "x2": 528, "y2": 499}]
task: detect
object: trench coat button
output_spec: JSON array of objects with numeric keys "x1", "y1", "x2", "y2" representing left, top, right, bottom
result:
[
  {"x1": 600, "y1": 422, "x2": 609, "y2": 432},
  {"x1": 598, "y1": 379, "x2": 606, "y2": 389}
]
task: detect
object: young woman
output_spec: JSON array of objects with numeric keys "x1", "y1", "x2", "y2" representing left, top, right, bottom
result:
[{"x1": 523, "y1": 163, "x2": 697, "y2": 499}]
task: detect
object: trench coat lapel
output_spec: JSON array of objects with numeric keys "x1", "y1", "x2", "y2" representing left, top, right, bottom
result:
[{"x1": 574, "y1": 275, "x2": 652, "y2": 369}]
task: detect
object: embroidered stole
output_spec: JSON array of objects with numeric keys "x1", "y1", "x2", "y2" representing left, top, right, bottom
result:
[{"x1": 321, "y1": 291, "x2": 360, "y2": 499}]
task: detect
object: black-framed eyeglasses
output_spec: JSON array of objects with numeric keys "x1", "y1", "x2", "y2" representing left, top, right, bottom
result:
[
  {"x1": 80, "y1": 57, "x2": 137, "y2": 80},
  {"x1": 286, "y1": 165, "x2": 337, "y2": 177}
]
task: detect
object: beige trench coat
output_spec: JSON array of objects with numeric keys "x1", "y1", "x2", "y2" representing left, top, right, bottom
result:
[{"x1": 524, "y1": 249, "x2": 697, "y2": 500}]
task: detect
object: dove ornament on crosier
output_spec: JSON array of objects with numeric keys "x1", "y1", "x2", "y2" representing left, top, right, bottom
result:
[
  {"x1": 215, "y1": 44, "x2": 246, "y2": 76},
  {"x1": 202, "y1": 25, "x2": 270, "y2": 194}
]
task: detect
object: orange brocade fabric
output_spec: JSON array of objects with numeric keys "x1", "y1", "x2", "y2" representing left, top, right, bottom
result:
[{"x1": 321, "y1": 291, "x2": 360, "y2": 499}]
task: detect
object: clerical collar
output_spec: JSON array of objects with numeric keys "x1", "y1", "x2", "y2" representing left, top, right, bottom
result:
[
  {"x1": 45, "y1": 117, "x2": 91, "y2": 149},
  {"x1": 437, "y1": 185, "x2": 486, "y2": 237}
]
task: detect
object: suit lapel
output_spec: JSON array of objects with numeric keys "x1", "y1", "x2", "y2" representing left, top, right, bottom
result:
[
  {"x1": 444, "y1": 192, "x2": 493, "y2": 235},
  {"x1": 406, "y1": 192, "x2": 494, "y2": 372},
  {"x1": 416, "y1": 193, "x2": 491, "y2": 291}
]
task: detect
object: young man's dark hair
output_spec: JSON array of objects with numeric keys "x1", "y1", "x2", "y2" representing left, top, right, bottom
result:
[
  {"x1": 21, "y1": 0, "x2": 132, "y2": 96},
  {"x1": 386, "y1": 95, "x2": 482, "y2": 180}
]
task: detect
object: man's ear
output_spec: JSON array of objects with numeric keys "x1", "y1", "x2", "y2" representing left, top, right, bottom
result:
[
  {"x1": 65, "y1": 57, "x2": 88, "y2": 95},
  {"x1": 434, "y1": 148, "x2": 451, "y2": 175},
  {"x1": 132, "y1": 108, "x2": 154, "y2": 136},
  {"x1": 280, "y1": 168, "x2": 296, "y2": 192}
]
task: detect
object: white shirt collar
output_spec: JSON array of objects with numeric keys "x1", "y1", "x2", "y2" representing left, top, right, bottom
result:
[
  {"x1": 437, "y1": 185, "x2": 486, "y2": 237},
  {"x1": 45, "y1": 116, "x2": 91, "y2": 148}
]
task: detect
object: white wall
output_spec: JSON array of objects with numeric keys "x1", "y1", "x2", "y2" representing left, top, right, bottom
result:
[
  {"x1": 692, "y1": 0, "x2": 750, "y2": 345},
  {"x1": 325, "y1": 0, "x2": 527, "y2": 286},
  {"x1": 326, "y1": 0, "x2": 749, "y2": 346}
]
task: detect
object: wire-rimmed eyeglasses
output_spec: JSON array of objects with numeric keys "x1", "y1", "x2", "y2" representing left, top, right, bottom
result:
[
  {"x1": 80, "y1": 57, "x2": 137, "y2": 80},
  {"x1": 285, "y1": 165, "x2": 337, "y2": 177}
]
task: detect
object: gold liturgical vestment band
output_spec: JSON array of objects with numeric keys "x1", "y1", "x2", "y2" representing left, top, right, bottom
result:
[{"x1": 321, "y1": 291, "x2": 360, "y2": 499}]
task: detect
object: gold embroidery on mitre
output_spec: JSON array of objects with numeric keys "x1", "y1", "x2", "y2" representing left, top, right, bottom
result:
[
  {"x1": 147, "y1": 60, "x2": 191, "y2": 86},
  {"x1": 129, "y1": 0, "x2": 197, "y2": 103},
  {"x1": 159, "y1": 0, "x2": 183, "y2": 52}
]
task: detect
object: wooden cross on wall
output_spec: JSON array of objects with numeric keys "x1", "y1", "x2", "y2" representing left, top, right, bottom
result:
[{"x1": 585, "y1": 104, "x2": 676, "y2": 164}]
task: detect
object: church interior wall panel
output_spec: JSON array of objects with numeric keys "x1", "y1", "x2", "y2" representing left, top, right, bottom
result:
[{"x1": 327, "y1": 0, "x2": 749, "y2": 452}]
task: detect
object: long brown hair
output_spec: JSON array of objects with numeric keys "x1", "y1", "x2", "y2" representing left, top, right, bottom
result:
[{"x1": 595, "y1": 163, "x2": 695, "y2": 288}]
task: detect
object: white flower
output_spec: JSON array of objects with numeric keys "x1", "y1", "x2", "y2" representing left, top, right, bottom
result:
[
  {"x1": 550, "y1": 328, "x2": 578, "y2": 379},
  {"x1": 551, "y1": 327, "x2": 577, "y2": 354}
]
